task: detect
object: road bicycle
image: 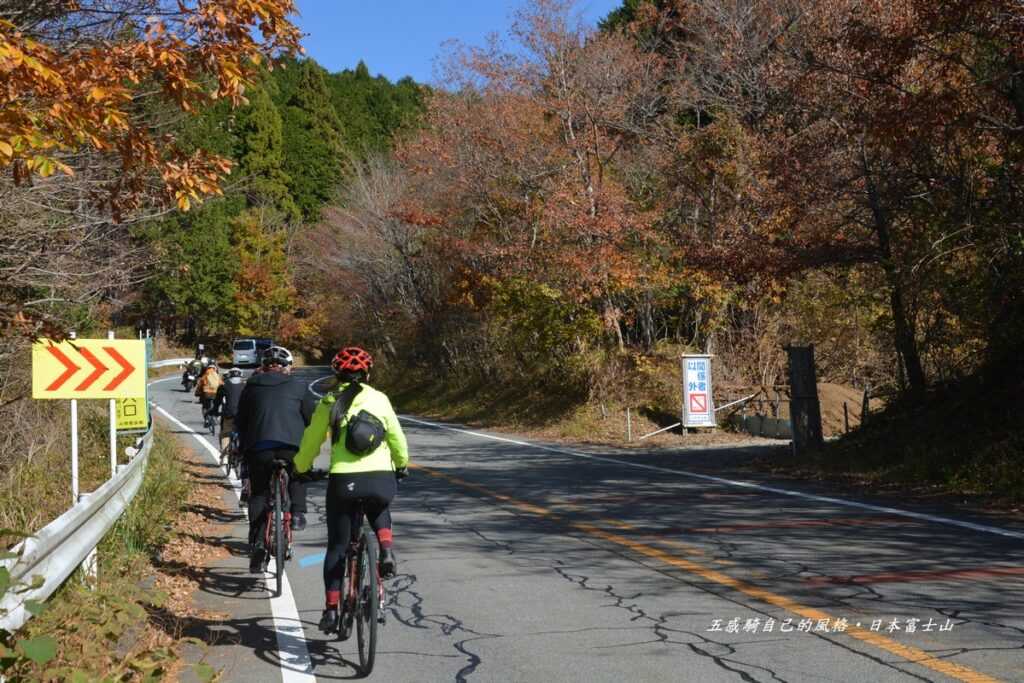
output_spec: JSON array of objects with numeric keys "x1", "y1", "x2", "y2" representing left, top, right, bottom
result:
[
  {"x1": 336, "y1": 504, "x2": 386, "y2": 675},
  {"x1": 203, "y1": 410, "x2": 217, "y2": 435},
  {"x1": 200, "y1": 399, "x2": 217, "y2": 436},
  {"x1": 262, "y1": 458, "x2": 294, "y2": 597}
]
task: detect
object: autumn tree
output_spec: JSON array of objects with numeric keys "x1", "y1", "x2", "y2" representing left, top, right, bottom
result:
[
  {"x1": 230, "y1": 208, "x2": 297, "y2": 337},
  {"x1": 0, "y1": 0, "x2": 301, "y2": 335}
]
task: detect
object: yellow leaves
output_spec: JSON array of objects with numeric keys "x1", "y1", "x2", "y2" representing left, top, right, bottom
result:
[
  {"x1": 0, "y1": 141, "x2": 12, "y2": 159},
  {"x1": 88, "y1": 86, "x2": 106, "y2": 102}
]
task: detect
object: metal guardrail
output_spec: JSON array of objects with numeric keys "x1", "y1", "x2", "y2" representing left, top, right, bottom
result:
[
  {"x1": 0, "y1": 428, "x2": 153, "y2": 632},
  {"x1": 0, "y1": 355, "x2": 177, "y2": 633},
  {"x1": 148, "y1": 357, "x2": 191, "y2": 369}
]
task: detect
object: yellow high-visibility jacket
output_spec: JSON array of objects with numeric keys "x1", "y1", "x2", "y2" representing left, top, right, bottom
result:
[{"x1": 293, "y1": 382, "x2": 409, "y2": 475}]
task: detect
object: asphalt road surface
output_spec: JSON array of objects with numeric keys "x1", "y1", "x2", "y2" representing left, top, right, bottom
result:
[{"x1": 150, "y1": 368, "x2": 1024, "y2": 682}]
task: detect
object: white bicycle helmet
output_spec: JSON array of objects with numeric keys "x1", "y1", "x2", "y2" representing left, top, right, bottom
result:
[{"x1": 261, "y1": 345, "x2": 294, "y2": 367}]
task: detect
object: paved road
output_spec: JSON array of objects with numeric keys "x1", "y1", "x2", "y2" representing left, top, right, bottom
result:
[{"x1": 151, "y1": 368, "x2": 1024, "y2": 682}]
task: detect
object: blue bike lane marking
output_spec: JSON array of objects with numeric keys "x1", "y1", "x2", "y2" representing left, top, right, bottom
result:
[{"x1": 299, "y1": 551, "x2": 326, "y2": 568}]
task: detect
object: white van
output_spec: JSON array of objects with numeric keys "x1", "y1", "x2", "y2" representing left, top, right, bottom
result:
[
  {"x1": 232, "y1": 337, "x2": 274, "y2": 366},
  {"x1": 232, "y1": 338, "x2": 258, "y2": 366}
]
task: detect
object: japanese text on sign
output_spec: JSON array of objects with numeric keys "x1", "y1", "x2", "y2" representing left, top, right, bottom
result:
[
  {"x1": 116, "y1": 396, "x2": 149, "y2": 431},
  {"x1": 682, "y1": 355, "x2": 715, "y2": 427}
]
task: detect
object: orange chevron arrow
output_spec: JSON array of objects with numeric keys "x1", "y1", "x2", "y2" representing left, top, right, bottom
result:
[
  {"x1": 46, "y1": 346, "x2": 80, "y2": 391},
  {"x1": 75, "y1": 346, "x2": 108, "y2": 391},
  {"x1": 103, "y1": 346, "x2": 135, "y2": 390}
]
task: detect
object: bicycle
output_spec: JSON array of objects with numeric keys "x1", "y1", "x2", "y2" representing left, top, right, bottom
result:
[
  {"x1": 201, "y1": 399, "x2": 217, "y2": 436},
  {"x1": 204, "y1": 411, "x2": 217, "y2": 436},
  {"x1": 220, "y1": 430, "x2": 242, "y2": 478},
  {"x1": 336, "y1": 468, "x2": 408, "y2": 673},
  {"x1": 336, "y1": 504, "x2": 386, "y2": 675},
  {"x1": 262, "y1": 459, "x2": 294, "y2": 597}
]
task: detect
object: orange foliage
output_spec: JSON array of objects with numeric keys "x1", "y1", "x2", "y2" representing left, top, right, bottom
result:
[{"x1": 0, "y1": 1, "x2": 301, "y2": 216}]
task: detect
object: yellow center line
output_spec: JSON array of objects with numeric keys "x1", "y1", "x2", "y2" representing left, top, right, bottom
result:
[{"x1": 413, "y1": 464, "x2": 1001, "y2": 683}]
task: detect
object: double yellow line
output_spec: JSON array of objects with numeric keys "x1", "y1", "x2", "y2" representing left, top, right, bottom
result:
[{"x1": 415, "y1": 464, "x2": 1001, "y2": 683}]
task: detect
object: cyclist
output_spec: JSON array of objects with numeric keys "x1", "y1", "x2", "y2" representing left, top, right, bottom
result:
[
  {"x1": 235, "y1": 346, "x2": 317, "y2": 573},
  {"x1": 194, "y1": 360, "x2": 222, "y2": 426},
  {"x1": 293, "y1": 346, "x2": 409, "y2": 634},
  {"x1": 217, "y1": 367, "x2": 245, "y2": 450}
]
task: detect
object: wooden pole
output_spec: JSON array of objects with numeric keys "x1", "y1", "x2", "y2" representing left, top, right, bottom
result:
[{"x1": 786, "y1": 345, "x2": 824, "y2": 456}]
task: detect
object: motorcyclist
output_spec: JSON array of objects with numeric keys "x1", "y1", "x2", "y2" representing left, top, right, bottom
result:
[{"x1": 182, "y1": 357, "x2": 204, "y2": 392}]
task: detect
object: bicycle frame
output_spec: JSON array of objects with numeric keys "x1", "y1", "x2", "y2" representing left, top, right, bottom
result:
[
  {"x1": 337, "y1": 503, "x2": 386, "y2": 675},
  {"x1": 263, "y1": 461, "x2": 293, "y2": 597}
]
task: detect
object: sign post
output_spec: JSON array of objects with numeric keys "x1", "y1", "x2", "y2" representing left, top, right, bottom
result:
[
  {"x1": 32, "y1": 337, "x2": 147, "y2": 503},
  {"x1": 70, "y1": 398, "x2": 78, "y2": 503},
  {"x1": 108, "y1": 331, "x2": 117, "y2": 477},
  {"x1": 681, "y1": 354, "x2": 716, "y2": 430}
]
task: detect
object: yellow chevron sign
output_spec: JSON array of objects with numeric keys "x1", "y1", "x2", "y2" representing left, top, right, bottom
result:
[{"x1": 32, "y1": 339, "x2": 146, "y2": 399}]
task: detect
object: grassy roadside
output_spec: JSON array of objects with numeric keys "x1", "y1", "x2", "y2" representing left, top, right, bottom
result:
[
  {"x1": 0, "y1": 400, "x2": 134, "y2": 541},
  {"x1": 382, "y1": 362, "x2": 1024, "y2": 512},
  {"x1": 381, "y1": 365, "x2": 769, "y2": 451},
  {"x1": 1, "y1": 428, "x2": 217, "y2": 682}
]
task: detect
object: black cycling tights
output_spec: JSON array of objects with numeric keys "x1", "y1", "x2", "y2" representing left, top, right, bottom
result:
[{"x1": 324, "y1": 472, "x2": 396, "y2": 596}]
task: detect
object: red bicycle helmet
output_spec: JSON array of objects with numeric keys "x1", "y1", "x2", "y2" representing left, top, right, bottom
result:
[{"x1": 331, "y1": 346, "x2": 374, "y2": 374}]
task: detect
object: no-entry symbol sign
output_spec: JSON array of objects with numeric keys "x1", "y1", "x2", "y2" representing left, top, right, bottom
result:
[{"x1": 689, "y1": 393, "x2": 708, "y2": 414}]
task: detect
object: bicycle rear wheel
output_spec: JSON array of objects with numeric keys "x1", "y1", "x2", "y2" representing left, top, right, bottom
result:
[
  {"x1": 273, "y1": 476, "x2": 284, "y2": 597},
  {"x1": 356, "y1": 531, "x2": 379, "y2": 675}
]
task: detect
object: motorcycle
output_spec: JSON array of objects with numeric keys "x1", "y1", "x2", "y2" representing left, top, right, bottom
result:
[{"x1": 181, "y1": 359, "x2": 202, "y2": 393}]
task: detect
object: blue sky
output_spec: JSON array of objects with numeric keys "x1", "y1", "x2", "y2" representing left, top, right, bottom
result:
[{"x1": 292, "y1": 0, "x2": 623, "y2": 84}]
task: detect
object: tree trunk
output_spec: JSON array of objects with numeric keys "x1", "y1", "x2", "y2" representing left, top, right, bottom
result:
[{"x1": 863, "y1": 147, "x2": 927, "y2": 400}]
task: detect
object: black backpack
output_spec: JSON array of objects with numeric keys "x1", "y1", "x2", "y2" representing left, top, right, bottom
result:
[{"x1": 329, "y1": 382, "x2": 386, "y2": 456}]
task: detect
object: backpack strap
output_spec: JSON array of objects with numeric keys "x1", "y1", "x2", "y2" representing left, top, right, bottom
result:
[{"x1": 329, "y1": 382, "x2": 364, "y2": 445}]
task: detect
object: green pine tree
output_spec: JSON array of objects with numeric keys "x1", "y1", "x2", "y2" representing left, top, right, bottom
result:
[
  {"x1": 235, "y1": 84, "x2": 300, "y2": 222},
  {"x1": 279, "y1": 60, "x2": 345, "y2": 222}
]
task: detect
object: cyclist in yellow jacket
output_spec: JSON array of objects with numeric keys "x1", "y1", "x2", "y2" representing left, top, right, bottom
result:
[{"x1": 293, "y1": 346, "x2": 409, "y2": 634}]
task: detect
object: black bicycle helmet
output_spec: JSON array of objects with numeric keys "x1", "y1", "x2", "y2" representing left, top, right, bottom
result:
[{"x1": 261, "y1": 345, "x2": 294, "y2": 367}]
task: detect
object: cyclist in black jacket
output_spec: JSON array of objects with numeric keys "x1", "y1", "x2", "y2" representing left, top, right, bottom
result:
[
  {"x1": 235, "y1": 346, "x2": 317, "y2": 573},
  {"x1": 217, "y1": 367, "x2": 246, "y2": 451}
]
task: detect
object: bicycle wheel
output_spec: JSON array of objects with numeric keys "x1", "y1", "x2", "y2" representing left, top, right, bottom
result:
[
  {"x1": 356, "y1": 531, "x2": 379, "y2": 675},
  {"x1": 273, "y1": 474, "x2": 284, "y2": 597}
]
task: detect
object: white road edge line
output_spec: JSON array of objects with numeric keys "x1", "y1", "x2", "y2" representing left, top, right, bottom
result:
[
  {"x1": 399, "y1": 415, "x2": 1024, "y2": 541},
  {"x1": 148, "y1": 378, "x2": 315, "y2": 683}
]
